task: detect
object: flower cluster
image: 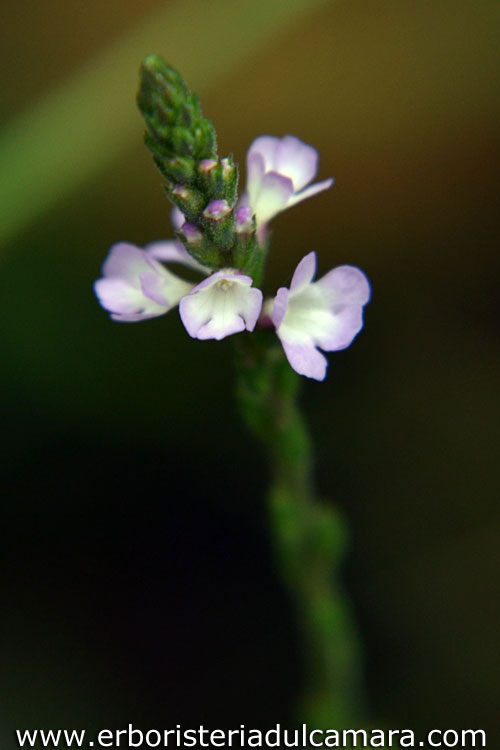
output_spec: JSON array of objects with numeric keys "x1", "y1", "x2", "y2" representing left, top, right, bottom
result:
[{"x1": 95, "y1": 134, "x2": 370, "y2": 381}]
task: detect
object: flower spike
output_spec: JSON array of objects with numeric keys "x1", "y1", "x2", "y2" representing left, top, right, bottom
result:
[{"x1": 96, "y1": 56, "x2": 369, "y2": 374}]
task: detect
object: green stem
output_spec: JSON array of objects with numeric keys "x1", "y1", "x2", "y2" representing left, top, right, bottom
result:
[{"x1": 235, "y1": 332, "x2": 365, "y2": 729}]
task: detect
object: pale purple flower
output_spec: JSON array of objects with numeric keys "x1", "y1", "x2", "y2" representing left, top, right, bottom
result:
[
  {"x1": 241, "y1": 135, "x2": 334, "y2": 234},
  {"x1": 271, "y1": 252, "x2": 370, "y2": 381},
  {"x1": 180, "y1": 270, "x2": 263, "y2": 341},
  {"x1": 94, "y1": 242, "x2": 197, "y2": 322}
]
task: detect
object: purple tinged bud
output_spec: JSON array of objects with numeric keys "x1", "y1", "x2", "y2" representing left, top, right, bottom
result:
[
  {"x1": 236, "y1": 205, "x2": 253, "y2": 233},
  {"x1": 203, "y1": 199, "x2": 231, "y2": 221},
  {"x1": 180, "y1": 222, "x2": 203, "y2": 243},
  {"x1": 172, "y1": 184, "x2": 191, "y2": 200},
  {"x1": 199, "y1": 158, "x2": 218, "y2": 173}
]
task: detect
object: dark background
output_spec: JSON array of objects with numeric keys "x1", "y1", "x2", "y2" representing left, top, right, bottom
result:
[{"x1": 1, "y1": 0, "x2": 499, "y2": 744}]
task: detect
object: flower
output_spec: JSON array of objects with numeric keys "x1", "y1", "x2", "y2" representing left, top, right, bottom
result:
[
  {"x1": 94, "y1": 241, "x2": 198, "y2": 322},
  {"x1": 241, "y1": 135, "x2": 334, "y2": 234},
  {"x1": 271, "y1": 252, "x2": 370, "y2": 381},
  {"x1": 180, "y1": 270, "x2": 263, "y2": 341}
]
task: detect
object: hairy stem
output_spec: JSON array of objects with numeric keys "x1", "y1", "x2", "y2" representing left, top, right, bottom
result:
[{"x1": 235, "y1": 332, "x2": 364, "y2": 728}]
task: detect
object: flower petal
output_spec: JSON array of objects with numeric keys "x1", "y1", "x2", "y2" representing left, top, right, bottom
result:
[
  {"x1": 94, "y1": 276, "x2": 169, "y2": 320},
  {"x1": 271, "y1": 287, "x2": 289, "y2": 329},
  {"x1": 145, "y1": 240, "x2": 207, "y2": 274},
  {"x1": 245, "y1": 152, "x2": 265, "y2": 209},
  {"x1": 274, "y1": 135, "x2": 319, "y2": 192},
  {"x1": 140, "y1": 271, "x2": 193, "y2": 308},
  {"x1": 94, "y1": 278, "x2": 146, "y2": 315},
  {"x1": 290, "y1": 251, "x2": 317, "y2": 292},
  {"x1": 316, "y1": 264, "x2": 371, "y2": 306},
  {"x1": 286, "y1": 177, "x2": 334, "y2": 209},
  {"x1": 101, "y1": 243, "x2": 155, "y2": 285},
  {"x1": 314, "y1": 305, "x2": 365, "y2": 352},
  {"x1": 247, "y1": 136, "x2": 280, "y2": 172},
  {"x1": 110, "y1": 311, "x2": 167, "y2": 323},
  {"x1": 251, "y1": 171, "x2": 294, "y2": 225},
  {"x1": 281, "y1": 339, "x2": 328, "y2": 381}
]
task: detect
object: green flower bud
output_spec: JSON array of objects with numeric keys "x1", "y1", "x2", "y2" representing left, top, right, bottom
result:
[{"x1": 137, "y1": 55, "x2": 217, "y2": 185}]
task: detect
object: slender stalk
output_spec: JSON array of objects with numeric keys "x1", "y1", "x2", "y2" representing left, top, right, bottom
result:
[{"x1": 235, "y1": 332, "x2": 365, "y2": 729}]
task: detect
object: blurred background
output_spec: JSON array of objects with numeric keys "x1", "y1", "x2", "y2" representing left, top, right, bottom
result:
[{"x1": 1, "y1": 0, "x2": 499, "y2": 743}]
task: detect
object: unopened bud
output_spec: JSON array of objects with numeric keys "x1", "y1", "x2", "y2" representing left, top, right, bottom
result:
[
  {"x1": 203, "y1": 199, "x2": 232, "y2": 221},
  {"x1": 171, "y1": 205, "x2": 185, "y2": 229},
  {"x1": 138, "y1": 56, "x2": 216, "y2": 182},
  {"x1": 172, "y1": 184, "x2": 191, "y2": 200},
  {"x1": 166, "y1": 156, "x2": 195, "y2": 181},
  {"x1": 221, "y1": 158, "x2": 234, "y2": 178},
  {"x1": 198, "y1": 158, "x2": 218, "y2": 174},
  {"x1": 235, "y1": 205, "x2": 253, "y2": 233},
  {"x1": 170, "y1": 183, "x2": 204, "y2": 214},
  {"x1": 180, "y1": 222, "x2": 203, "y2": 244}
]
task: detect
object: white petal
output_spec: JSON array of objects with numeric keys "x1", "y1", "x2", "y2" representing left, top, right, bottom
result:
[
  {"x1": 140, "y1": 271, "x2": 193, "y2": 308},
  {"x1": 94, "y1": 278, "x2": 146, "y2": 314},
  {"x1": 271, "y1": 287, "x2": 289, "y2": 329},
  {"x1": 279, "y1": 283, "x2": 334, "y2": 342},
  {"x1": 316, "y1": 264, "x2": 371, "y2": 306},
  {"x1": 274, "y1": 135, "x2": 319, "y2": 192},
  {"x1": 290, "y1": 251, "x2": 317, "y2": 292},
  {"x1": 280, "y1": 339, "x2": 328, "y2": 381},
  {"x1": 286, "y1": 178, "x2": 334, "y2": 209},
  {"x1": 101, "y1": 243, "x2": 154, "y2": 286},
  {"x1": 314, "y1": 305, "x2": 365, "y2": 352},
  {"x1": 247, "y1": 136, "x2": 280, "y2": 172},
  {"x1": 251, "y1": 171, "x2": 294, "y2": 225},
  {"x1": 145, "y1": 240, "x2": 207, "y2": 274},
  {"x1": 246, "y1": 152, "x2": 265, "y2": 210}
]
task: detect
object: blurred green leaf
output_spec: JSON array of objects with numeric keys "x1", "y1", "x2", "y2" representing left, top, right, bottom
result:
[{"x1": 0, "y1": 0, "x2": 330, "y2": 253}]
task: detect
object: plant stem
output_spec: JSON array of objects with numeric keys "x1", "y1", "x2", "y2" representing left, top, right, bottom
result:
[{"x1": 235, "y1": 332, "x2": 365, "y2": 729}]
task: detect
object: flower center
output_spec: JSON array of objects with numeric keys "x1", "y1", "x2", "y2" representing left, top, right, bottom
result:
[{"x1": 217, "y1": 279, "x2": 233, "y2": 292}]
